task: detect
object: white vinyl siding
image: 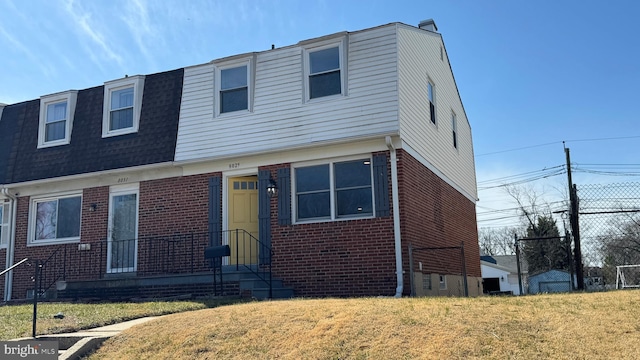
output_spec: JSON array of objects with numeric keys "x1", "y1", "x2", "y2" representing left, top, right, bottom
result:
[
  {"x1": 397, "y1": 25, "x2": 477, "y2": 200},
  {"x1": 175, "y1": 25, "x2": 399, "y2": 162}
]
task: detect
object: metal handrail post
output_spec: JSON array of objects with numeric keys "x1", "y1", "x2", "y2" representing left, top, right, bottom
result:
[
  {"x1": 235, "y1": 229, "x2": 239, "y2": 271},
  {"x1": 32, "y1": 259, "x2": 40, "y2": 338}
]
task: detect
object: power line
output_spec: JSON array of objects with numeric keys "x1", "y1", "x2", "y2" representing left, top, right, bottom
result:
[{"x1": 475, "y1": 135, "x2": 640, "y2": 157}]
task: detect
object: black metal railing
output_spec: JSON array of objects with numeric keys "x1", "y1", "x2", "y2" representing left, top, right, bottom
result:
[
  {"x1": 32, "y1": 230, "x2": 272, "y2": 295},
  {"x1": 222, "y1": 229, "x2": 273, "y2": 297}
]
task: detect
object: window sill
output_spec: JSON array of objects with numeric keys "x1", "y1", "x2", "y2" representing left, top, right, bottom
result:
[
  {"x1": 27, "y1": 238, "x2": 80, "y2": 247},
  {"x1": 102, "y1": 127, "x2": 138, "y2": 138},
  {"x1": 293, "y1": 214, "x2": 374, "y2": 225},
  {"x1": 305, "y1": 93, "x2": 345, "y2": 105},
  {"x1": 37, "y1": 140, "x2": 71, "y2": 149},
  {"x1": 216, "y1": 109, "x2": 252, "y2": 119}
]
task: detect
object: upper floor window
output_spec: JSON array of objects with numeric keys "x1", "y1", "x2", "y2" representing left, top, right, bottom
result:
[
  {"x1": 38, "y1": 91, "x2": 77, "y2": 148},
  {"x1": 427, "y1": 80, "x2": 436, "y2": 124},
  {"x1": 0, "y1": 202, "x2": 9, "y2": 247},
  {"x1": 215, "y1": 58, "x2": 253, "y2": 116},
  {"x1": 294, "y1": 157, "x2": 373, "y2": 222},
  {"x1": 220, "y1": 65, "x2": 248, "y2": 113},
  {"x1": 304, "y1": 40, "x2": 346, "y2": 101},
  {"x1": 451, "y1": 111, "x2": 458, "y2": 149},
  {"x1": 102, "y1": 76, "x2": 145, "y2": 137}
]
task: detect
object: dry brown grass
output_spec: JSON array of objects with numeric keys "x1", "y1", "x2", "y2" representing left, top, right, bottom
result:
[{"x1": 90, "y1": 291, "x2": 640, "y2": 359}]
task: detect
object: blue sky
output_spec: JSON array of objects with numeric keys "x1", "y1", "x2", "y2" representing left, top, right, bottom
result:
[{"x1": 1, "y1": 0, "x2": 639, "y2": 229}]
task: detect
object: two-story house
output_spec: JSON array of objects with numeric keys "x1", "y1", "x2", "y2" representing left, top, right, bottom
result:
[{"x1": 1, "y1": 20, "x2": 481, "y2": 301}]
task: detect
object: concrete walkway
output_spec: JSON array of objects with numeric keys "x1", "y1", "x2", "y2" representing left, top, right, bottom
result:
[{"x1": 12, "y1": 316, "x2": 161, "y2": 359}]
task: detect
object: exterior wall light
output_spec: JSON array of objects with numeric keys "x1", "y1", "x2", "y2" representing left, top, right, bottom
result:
[{"x1": 267, "y1": 179, "x2": 278, "y2": 198}]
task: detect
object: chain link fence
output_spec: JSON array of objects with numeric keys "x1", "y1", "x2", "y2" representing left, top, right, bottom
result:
[
  {"x1": 577, "y1": 182, "x2": 640, "y2": 290},
  {"x1": 514, "y1": 235, "x2": 575, "y2": 295}
]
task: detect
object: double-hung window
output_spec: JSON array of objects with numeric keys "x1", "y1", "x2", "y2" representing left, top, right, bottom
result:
[
  {"x1": 0, "y1": 202, "x2": 9, "y2": 247},
  {"x1": 427, "y1": 80, "x2": 436, "y2": 124},
  {"x1": 102, "y1": 76, "x2": 145, "y2": 137},
  {"x1": 220, "y1": 65, "x2": 248, "y2": 113},
  {"x1": 215, "y1": 58, "x2": 252, "y2": 116},
  {"x1": 451, "y1": 111, "x2": 458, "y2": 149},
  {"x1": 38, "y1": 91, "x2": 77, "y2": 148},
  {"x1": 294, "y1": 158, "x2": 373, "y2": 222},
  {"x1": 304, "y1": 39, "x2": 346, "y2": 101},
  {"x1": 110, "y1": 87, "x2": 134, "y2": 130},
  {"x1": 29, "y1": 193, "x2": 82, "y2": 245}
]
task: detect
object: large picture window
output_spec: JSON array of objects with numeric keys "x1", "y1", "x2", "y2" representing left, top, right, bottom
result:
[
  {"x1": 29, "y1": 194, "x2": 82, "y2": 245},
  {"x1": 295, "y1": 158, "x2": 373, "y2": 221}
]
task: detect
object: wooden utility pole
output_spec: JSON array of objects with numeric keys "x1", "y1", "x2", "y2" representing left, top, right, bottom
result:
[{"x1": 565, "y1": 147, "x2": 585, "y2": 290}]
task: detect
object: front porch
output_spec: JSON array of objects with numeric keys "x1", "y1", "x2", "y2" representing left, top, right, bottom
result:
[{"x1": 30, "y1": 231, "x2": 293, "y2": 301}]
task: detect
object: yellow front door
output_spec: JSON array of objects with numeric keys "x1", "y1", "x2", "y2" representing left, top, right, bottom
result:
[{"x1": 228, "y1": 176, "x2": 259, "y2": 264}]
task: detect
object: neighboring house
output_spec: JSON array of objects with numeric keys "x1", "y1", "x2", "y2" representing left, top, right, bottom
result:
[
  {"x1": 584, "y1": 266, "x2": 605, "y2": 290},
  {"x1": 1, "y1": 20, "x2": 481, "y2": 301},
  {"x1": 480, "y1": 255, "x2": 526, "y2": 295},
  {"x1": 528, "y1": 270, "x2": 577, "y2": 294}
]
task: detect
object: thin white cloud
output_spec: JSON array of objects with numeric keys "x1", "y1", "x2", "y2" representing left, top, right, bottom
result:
[
  {"x1": 63, "y1": 0, "x2": 124, "y2": 69},
  {"x1": 0, "y1": 22, "x2": 56, "y2": 79},
  {"x1": 121, "y1": 0, "x2": 159, "y2": 69}
]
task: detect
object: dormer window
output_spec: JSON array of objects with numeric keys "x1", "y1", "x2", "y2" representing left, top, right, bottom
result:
[
  {"x1": 38, "y1": 91, "x2": 77, "y2": 148},
  {"x1": 102, "y1": 76, "x2": 145, "y2": 137},
  {"x1": 304, "y1": 39, "x2": 346, "y2": 101},
  {"x1": 110, "y1": 87, "x2": 134, "y2": 130}
]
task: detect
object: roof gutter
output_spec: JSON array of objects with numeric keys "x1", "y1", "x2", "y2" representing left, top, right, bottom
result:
[
  {"x1": 386, "y1": 136, "x2": 404, "y2": 297},
  {"x1": 1, "y1": 187, "x2": 17, "y2": 301}
]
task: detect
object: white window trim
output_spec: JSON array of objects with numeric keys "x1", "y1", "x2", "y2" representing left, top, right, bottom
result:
[
  {"x1": 291, "y1": 154, "x2": 374, "y2": 224},
  {"x1": 0, "y1": 201, "x2": 9, "y2": 248},
  {"x1": 107, "y1": 183, "x2": 140, "y2": 273},
  {"x1": 451, "y1": 110, "x2": 458, "y2": 149},
  {"x1": 38, "y1": 91, "x2": 78, "y2": 148},
  {"x1": 439, "y1": 275, "x2": 447, "y2": 290},
  {"x1": 427, "y1": 77, "x2": 436, "y2": 126},
  {"x1": 102, "y1": 76, "x2": 145, "y2": 138},
  {"x1": 214, "y1": 57, "x2": 253, "y2": 117},
  {"x1": 303, "y1": 37, "x2": 347, "y2": 103},
  {"x1": 27, "y1": 191, "x2": 82, "y2": 246}
]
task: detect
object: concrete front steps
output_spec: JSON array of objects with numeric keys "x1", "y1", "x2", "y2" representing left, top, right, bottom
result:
[
  {"x1": 55, "y1": 269, "x2": 294, "y2": 301},
  {"x1": 239, "y1": 277, "x2": 294, "y2": 299}
]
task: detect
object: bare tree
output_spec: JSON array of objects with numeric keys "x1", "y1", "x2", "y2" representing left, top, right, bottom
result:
[{"x1": 478, "y1": 226, "x2": 523, "y2": 255}]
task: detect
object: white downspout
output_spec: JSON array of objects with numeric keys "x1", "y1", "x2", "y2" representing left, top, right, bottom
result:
[
  {"x1": 386, "y1": 136, "x2": 403, "y2": 297},
  {"x1": 2, "y1": 188, "x2": 17, "y2": 301}
]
